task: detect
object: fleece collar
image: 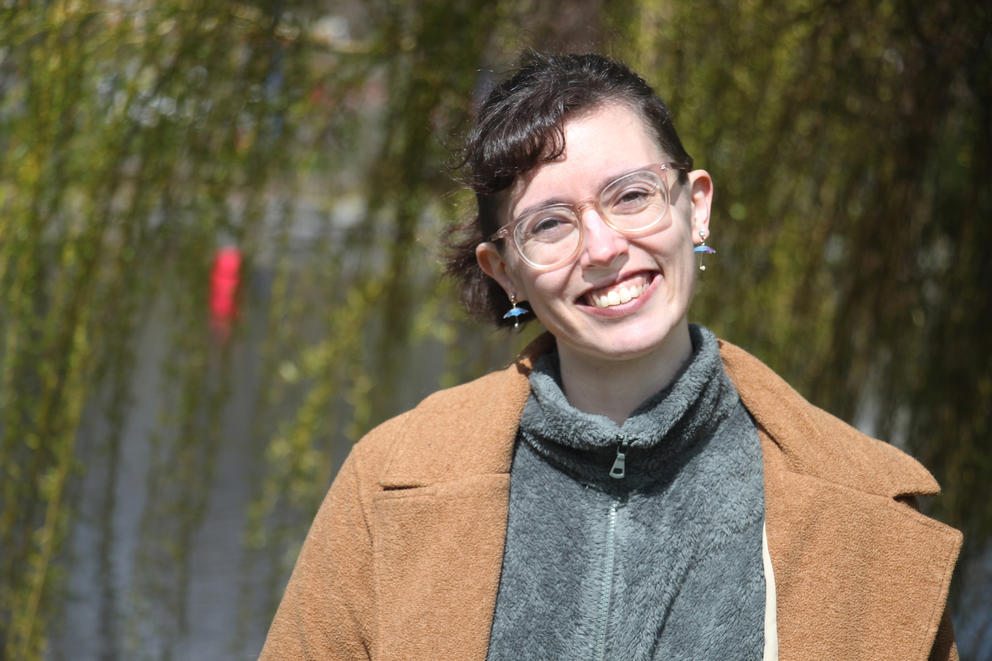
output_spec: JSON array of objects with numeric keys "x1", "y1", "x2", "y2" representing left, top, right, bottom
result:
[{"x1": 519, "y1": 324, "x2": 743, "y2": 492}]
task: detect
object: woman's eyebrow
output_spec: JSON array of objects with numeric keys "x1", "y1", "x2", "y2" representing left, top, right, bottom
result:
[
  {"x1": 512, "y1": 197, "x2": 572, "y2": 220},
  {"x1": 511, "y1": 164, "x2": 655, "y2": 220}
]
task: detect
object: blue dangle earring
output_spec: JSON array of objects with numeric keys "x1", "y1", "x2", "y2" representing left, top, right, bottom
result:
[
  {"x1": 694, "y1": 229, "x2": 716, "y2": 271},
  {"x1": 502, "y1": 293, "x2": 529, "y2": 328}
]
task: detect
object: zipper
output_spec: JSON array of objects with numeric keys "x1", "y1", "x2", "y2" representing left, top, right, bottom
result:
[
  {"x1": 597, "y1": 436, "x2": 628, "y2": 656},
  {"x1": 593, "y1": 500, "x2": 619, "y2": 661},
  {"x1": 609, "y1": 438, "x2": 629, "y2": 479}
]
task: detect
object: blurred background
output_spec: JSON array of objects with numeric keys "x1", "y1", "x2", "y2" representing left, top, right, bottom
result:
[{"x1": 1, "y1": 1, "x2": 990, "y2": 659}]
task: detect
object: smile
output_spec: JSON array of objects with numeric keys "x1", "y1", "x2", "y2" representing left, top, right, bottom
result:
[{"x1": 586, "y1": 273, "x2": 654, "y2": 309}]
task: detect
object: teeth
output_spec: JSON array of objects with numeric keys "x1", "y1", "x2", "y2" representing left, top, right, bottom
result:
[{"x1": 591, "y1": 279, "x2": 647, "y2": 309}]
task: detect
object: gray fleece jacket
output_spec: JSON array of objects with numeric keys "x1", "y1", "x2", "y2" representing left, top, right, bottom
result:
[{"x1": 486, "y1": 324, "x2": 766, "y2": 660}]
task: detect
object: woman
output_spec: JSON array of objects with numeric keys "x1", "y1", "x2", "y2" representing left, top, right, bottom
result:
[{"x1": 260, "y1": 53, "x2": 961, "y2": 660}]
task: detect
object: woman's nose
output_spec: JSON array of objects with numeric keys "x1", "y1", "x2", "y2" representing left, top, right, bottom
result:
[{"x1": 579, "y1": 207, "x2": 628, "y2": 267}]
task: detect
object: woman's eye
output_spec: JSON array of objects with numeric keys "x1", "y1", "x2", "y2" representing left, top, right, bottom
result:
[
  {"x1": 618, "y1": 189, "x2": 649, "y2": 204},
  {"x1": 525, "y1": 214, "x2": 575, "y2": 240},
  {"x1": 533, "y1": 216, "x2": 565, "y2": 234},
  {"x1": 611, "y1": 185, "x2": 656, "y2": 212}
]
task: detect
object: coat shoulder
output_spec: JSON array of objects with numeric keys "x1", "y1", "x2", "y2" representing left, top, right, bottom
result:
[
  {"x1": 718, "y1": 338, "x2": 940, "y2": 499},
  {"x1": 350, "y1": 354, "x2": 535, "y2": 488}
]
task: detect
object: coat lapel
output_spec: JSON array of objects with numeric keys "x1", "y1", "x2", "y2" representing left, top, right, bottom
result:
[
  {"x1": 371, "y1": 473, "x2": 511, "y2": 660},
  {"x1": 370, "y1": 348, "x2": 541, "y2": 660},
  {"x1": 721, "y1": 340, "x2": 962, "y2": 661},
  {"x1": 761, "y1": 440, "x2": 960, "y2": 661}
]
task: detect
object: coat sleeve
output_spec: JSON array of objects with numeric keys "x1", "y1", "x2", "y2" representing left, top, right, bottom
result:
[{"x1": 259, "y1": 450, "x2": 375, "y2": 660}]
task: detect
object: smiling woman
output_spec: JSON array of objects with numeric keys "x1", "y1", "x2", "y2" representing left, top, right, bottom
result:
[
  {"x1": 475, "y1": 103, "x2": 712, "y2": 422},
  {"x1": 260, "y1": 53, "x2": 962, "y2": 661}
]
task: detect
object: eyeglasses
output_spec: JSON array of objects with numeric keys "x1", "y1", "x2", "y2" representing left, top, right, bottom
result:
[{"x1": 489, "y1": 162, "x2": 689, "y2": 270}]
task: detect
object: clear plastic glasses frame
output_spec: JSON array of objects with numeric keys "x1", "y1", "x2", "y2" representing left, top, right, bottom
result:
[{"x1": 489, "y1": 162, "x2": 689, "y2": 271}]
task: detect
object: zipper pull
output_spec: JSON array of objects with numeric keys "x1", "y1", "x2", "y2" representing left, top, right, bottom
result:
[{"x1": 610, "y1": 440, "x2": 629, "y2": 479}]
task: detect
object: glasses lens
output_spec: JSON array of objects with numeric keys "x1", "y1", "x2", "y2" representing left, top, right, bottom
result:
[
  {"x1": 514, "y1": 206, "x2": 581, "y2": 267},
  {"x1": 600, "y1": 169, "x2": 668, "y2": 232}
]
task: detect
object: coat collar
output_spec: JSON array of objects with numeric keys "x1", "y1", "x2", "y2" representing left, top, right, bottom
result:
[
  {"x1": 716, "y1": 338, "x2": 941, "y2": 499},
  {"x1": 378, "y1": 333, "x2": 551, "y2": 488},
  {"x1": 380, "y1": 332, "x2": 941, "y2": 499}
]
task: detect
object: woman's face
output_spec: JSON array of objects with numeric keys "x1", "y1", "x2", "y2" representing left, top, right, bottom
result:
[{"x1": 477, "y1": 102, "x2": 713, "y2": 367}]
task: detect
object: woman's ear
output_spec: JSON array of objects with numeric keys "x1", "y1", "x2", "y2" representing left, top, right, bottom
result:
[
  {"x1": 688, "y1": 169, "x2": 714, "y2": 242},
  {"x1": 476, "y1": 242, "x2": 521, "y2": 300}
]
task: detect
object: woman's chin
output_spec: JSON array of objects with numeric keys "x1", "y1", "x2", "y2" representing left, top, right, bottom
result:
[{"x1": 558, "y1": 316, "x2": 689, "y2": 367}]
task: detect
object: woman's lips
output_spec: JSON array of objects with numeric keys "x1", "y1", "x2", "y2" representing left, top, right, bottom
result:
[{"x1": 582, "y1": 272, "x2": 656, "y2": 309}]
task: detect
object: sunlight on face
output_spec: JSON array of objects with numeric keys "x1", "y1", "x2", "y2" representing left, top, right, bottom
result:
[{"x1": 478, "y1": 102, "x2": 712, "y2": 369}]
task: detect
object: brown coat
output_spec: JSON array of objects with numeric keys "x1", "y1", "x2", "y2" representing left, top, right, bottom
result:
[{"x1": 260, "y1": 336, "x2": 962, "y2": 660}]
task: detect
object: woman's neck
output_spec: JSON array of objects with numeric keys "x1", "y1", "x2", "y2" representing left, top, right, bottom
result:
[{"x1": 556, "y1": 324, "x2": 694, "y2": 426}]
